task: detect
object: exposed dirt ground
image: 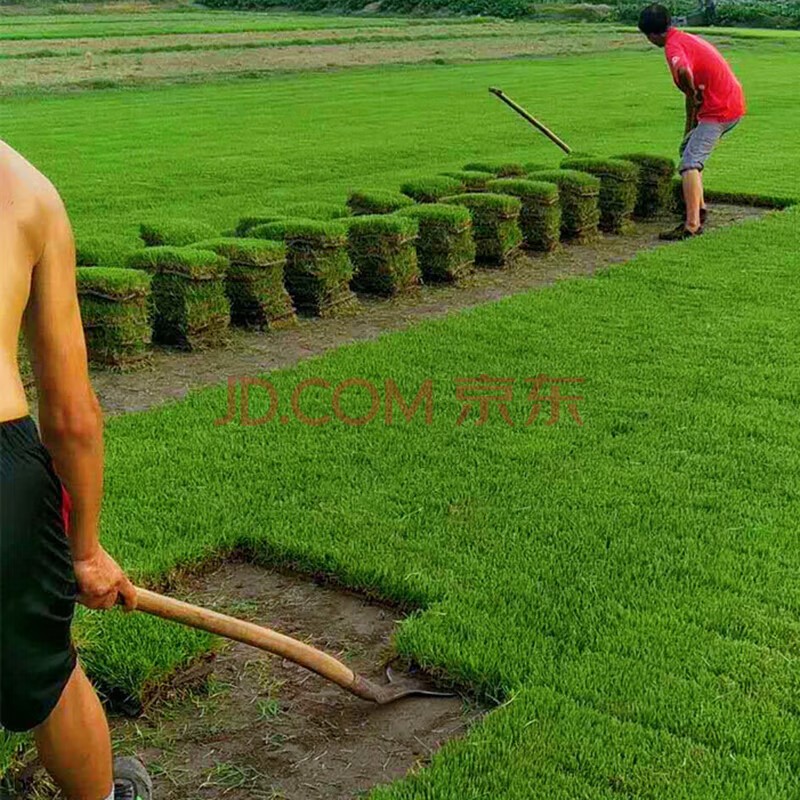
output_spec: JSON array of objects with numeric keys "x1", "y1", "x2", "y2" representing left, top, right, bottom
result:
[
  {"x1": 18, "y1": 563, "x2": 479, "y2": 800},
  {"x1": 87, "y1": 204, "x2": 769, "y2": 416}
]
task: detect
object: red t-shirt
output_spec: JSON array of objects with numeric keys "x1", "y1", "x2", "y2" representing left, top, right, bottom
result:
[{"x1": 665, "y1": 28, "x2": 746, "y2": 123}]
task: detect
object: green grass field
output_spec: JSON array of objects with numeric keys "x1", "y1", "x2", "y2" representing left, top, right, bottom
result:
[{"x1": 3, "y1": 15, "x2": 800, "y2": 799}]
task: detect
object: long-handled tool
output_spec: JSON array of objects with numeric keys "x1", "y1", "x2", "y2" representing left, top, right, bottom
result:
[
  {"x1": 488, "y1": 87, "x2": 572, "y2": 155},
  {"x1": 132, "y1": 586, "x2": 455, "y2": 704}
]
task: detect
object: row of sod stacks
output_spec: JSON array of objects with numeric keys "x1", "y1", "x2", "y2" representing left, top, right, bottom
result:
[
  {"x1": 401, "y1": 175, "x2": 463, "y2": 204},
  {"x1": 347, "y1": 190, "x2": 414, "y2": 216},
  {"x1": 399, "y1": 204, "x2": 475, "y2": 282},
  {"x1": 529, "y1": 169, "x2": 601, "y2": 242},
  {"x1": 76, "y1": 234, "x2": 141, "y2": 267},
  {"x1": 127, "y1": 247, "x2": 230, "y2": 350},
  {"x1": 140, "y1": 219, "x2": 217, "y2": 247},
  {"x1": 251, "y1": 220, "x2": 358, "y2": 317},
  {"x1": 236, "y1": 210, "x2": 283, "y2": 237},
  {"x1": 191, "y1": 238, "x2": 297, "y2": 329},
  {"x1": 76, "y1": 268, "x2": 152, "y2": 367},
  {"x1": 463, "y1": 161, "x2": 526, "y2": 178},
  {"x1": 442, "y1": 193, "x2": 522, "y2": 267},
  {"x1": 486, "y1": 179, "x2": 561, "y2": 252},
  {"x1": 440, "y1": 170, "x2": 495, "y2": 192},
  {"x1": 560, "y1": 157, "x2": 640, "y2": 234},
  {"x1": 615, "y1": 153, "x2": 676, "y2": 218},
  {"x1": 347, "y1": 215, "x2": 420, "y2": 296}
]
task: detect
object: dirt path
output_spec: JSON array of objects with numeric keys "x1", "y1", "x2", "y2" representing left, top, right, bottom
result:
[{"x1": 88, "y1": 204, "x2": 767, "y2": 417}]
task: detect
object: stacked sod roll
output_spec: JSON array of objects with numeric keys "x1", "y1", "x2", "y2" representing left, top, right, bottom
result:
[
  {"x1": 253, "y1": 219, "x2": 357, "y2": 317},
  {"x1": 347, "y1": 189, "x2": 414, "y2": 216},
  {"x1": 614, "y1": 153, "x2": 676, "y2": 218},
  {"x1": 463, "y1": 161, "x2": 526, "y2": 178},
  {"x1": 236, "y1": 210, "x2": 283, "y2": 237},
  {"x1": 529, "y1": 169, "x2": 601, "y2": 242},
  {"x1": 440, "y1": 170, "x2": 496, "y2": 192},
  {"x1": 140, "y1": 219, "x2": 217, "y2": 247},
  {"x1": 401, "y1": 175, "x2": 463, "y2": 204},
  {"x1": 560, "y1": 156, "x2": 640, "y2": 233},
  {"x1": 76, "y1": 234, "x2": 140, "y2": 267},
  {"x1": 398, "y1": 204, "x2": 475, "y2": 282},
  {"x1": 347, "y1": 215, "x2": 420, "y2": 296},
  {"x1": 126, "y1": 247, "x2": 229, "y2": 349},
  {"x1": 190, "y1": 238, "x2": 296, "y2": 330},
  {"x1": 282, "y1": 202, "x2": 351, "y2": 221},
  {"x1": 76, "y1": 267, "x2": 152, "y2": 368},
  {"x1": 443, "y1": 193, "x2": 522, "y2": 267},
  {"x1": 486, "y1": 178, "x2": 561, "y2": 252}
]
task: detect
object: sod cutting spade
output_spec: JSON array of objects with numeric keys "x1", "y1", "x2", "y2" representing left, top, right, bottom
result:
[
  {"x1": 488, "y1": 88, "x2": 572, "y2": 155},
  {"x1": 130, "y1": 586, "x2": 456, "y2": 704}
]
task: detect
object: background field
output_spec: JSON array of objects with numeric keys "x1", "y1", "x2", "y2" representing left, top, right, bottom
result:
[{"x1": 3, "y1": 10, "x2": 800, "y2": 800}]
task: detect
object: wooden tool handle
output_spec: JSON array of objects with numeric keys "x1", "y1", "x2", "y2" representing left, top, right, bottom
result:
[
  {"x1": 488, "y1": 87, "x2": 572, "y2": 154},
  {"x1": 134, "y1": 586, "x2": 360, "y2": 695}
]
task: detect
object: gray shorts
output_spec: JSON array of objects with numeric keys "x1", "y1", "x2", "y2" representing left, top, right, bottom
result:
[{"x1": 679, "y1": 119, "x2": 741, "y2": 173}]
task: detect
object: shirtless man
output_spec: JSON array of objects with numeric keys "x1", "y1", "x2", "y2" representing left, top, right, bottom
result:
[{"x1": 0, "y1": 140, "x2": 153, "y2": 800}]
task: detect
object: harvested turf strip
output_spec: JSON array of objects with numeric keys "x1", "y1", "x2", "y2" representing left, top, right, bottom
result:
[
  {"x1": 463, "y1": 160, "x2": 526, "y2": 178},
  {"x1": 190, "y1": 238, "x2": 296, "y2": 330},
  {"x1": 235, "y1": 210, "x2": 283, "y2": 237},
  {"x1": 530, "y1": 169, "x2": 601, "y2": 242},
  {"x1": 76, "y1": 234, "x2": 139, "y2": 268},
  {"x1": 76, "y1": 267, "x2": 152, "y2": 368},
  {"x1": 398, "y1": 203, "x2": 475, "y2": 283},
  {"x1": 614, "y1": 153, "x2": 676, "y2": 218},
  {"x1": 282, "y1": 201, "x2": 351, "y2": 221},
  {"x1": 561, "y1": 156, "x2": 640, "y2": 234},
  {"x1": 440, "y1": 170, "x2": 496, "y2": 192},
  {"x1": 400, "y1": 175, "x2": 463, "y2": 204},
  {"x1": 442, "y1": 192, "x2": 522, "y2": 267},
  {"x1": 347, "y1": 214, "x2": 420, "y2": 297},
  {"x1": 523, "y1": 162, "x2": 550, "y2": 176},
  {"x1": 139, "y1": 218, "x2": 217, "y2": 247},
  {"x1": 253, "y1": 219, "x2": 358, "y2": 317},
  {"x1": 347, "y1": 189, "x2": 415, "y2": 216},
  {"x1": 126, "y1": 247, "x2": 229, "y2": 350},
  {"x1": 486, "y1": 178, "x2": 561, "y2": 252}
]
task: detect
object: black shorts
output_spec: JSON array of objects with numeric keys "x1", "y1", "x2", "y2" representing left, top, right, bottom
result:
[{"x1": 0, "y1": 416, "x2": 77, "y2": 732}]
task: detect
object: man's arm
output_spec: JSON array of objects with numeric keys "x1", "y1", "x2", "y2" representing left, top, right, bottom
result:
[
  {"x1": 676, "y1": 66, "x2": 703, "y2": 135},
  {"x1": 23, "y1": 187, "x2": 136, "y2": 611}
]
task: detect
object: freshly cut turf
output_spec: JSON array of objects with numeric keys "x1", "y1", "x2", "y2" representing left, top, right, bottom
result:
[
  {"x1": 398, "y1": 203, "x2": 475, "y2": 282},
  {"x1": 401, "y1": 175, "x2": 463, "y2": 204},
  {"x1": 530, "y1": 169, "x2": 601, "y2": 242},
  {"x1": 614, "y1": 153, "x2": 676, "y2": 218},
  {"x1": 347, "y1": 189, "x2": 415, "y2": 216},
  {"x1": 442, "y1": 192, "x2": 522, "y2": 267},
  {"x1": 126, "y1": 247, "x2": 229, "y2": 349},
  {"x1": 440, "y1": 170, "x2": 496, "y2": 192},
  {"x1": 463, "y1": 160, "x2": 526, "y2": 177},
  {"x1": 190, "y1": 238, "x2": 296, "y2": 330},
  {"x1": 561, "y1": 156, "x2": 640, "y2": 233},
  {"x1": 282, "y1": 201, "x2": 351, "y2": 221},
  {"x1": 486, "y1": 178, "x2": 561, "y2": 252},
  {"x1": 235, "y1": 210, "x2": 283, "y2": 237},
  {"x1": 347, "y1": 214, "x2": 420, "y2": 296},
  {"x1": 139, "y1": 219, "x2": 217, "y2": 247},
  {"x1": 76, "y1": 267, "x2": 152, "y2": 368},
  {"x1": 76, "y1": 234, "x2": 139, "y2": 268}
]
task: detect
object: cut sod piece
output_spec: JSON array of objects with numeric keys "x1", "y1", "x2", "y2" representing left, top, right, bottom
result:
[
  {"x1": 347, "y1": 215, "x2": 420, "y2": 297},
  {"x1": 530, "y1": 169, "x2": 601, "y2": 242},
  {"x1": 614, "y1": 153, "x2": 676, "y2": 218},
  {"x1": 400, "y1": 175, "x2": 463, "y2": 204},
  {"x1": 282, "y1": 201, "x2": 351, "y2": 221},
  {"x1": 560, "y1": 156, "x2": 640, "y2": 234},
  {"x1": 190, "y1": 238, "x2": 296, "y2": 330},
  {"x1": 139, "y1": 219, "x2": 217, "y2": 247},
  {"x1": 235, "y1": 210, "x2": 283, "y2": 237},
  {"x1": 76, "y1": 234, "x2": 140, "y2": 267},
  {"x1": 126, "y1": 247, "x2": 229, "y2": 350},
  {"x1": 76, "y1": 267, "x2": 152, "y2": 368},
  {"x1": 440, "y1": 170, "x2": 496, "y2": 192},
  {"x1": 486, "y1": 179, "x2": 561, "y2": 252},
  {"x1": 442, "y1": 193, "x2": 522, "y2": 267},
  {"x1": 398, "y1": 204, "x2": 475, "y2": 283},
  {"x1": 462, "y1": 160, "x2": 526, "y2": 178},
  {"x1": 254, "y1": 220, "x2": 358, "y2": 317},
  {"x1": 347, "y1": 189, "x2": 415, "y2": 216}
]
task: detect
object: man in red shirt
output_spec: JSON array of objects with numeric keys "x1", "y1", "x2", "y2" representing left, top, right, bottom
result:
[{"x1": 638, "y1": 4, "x2": 746, "y2": 240}]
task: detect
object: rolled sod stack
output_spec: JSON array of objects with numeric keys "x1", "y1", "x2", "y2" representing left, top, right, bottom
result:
[
  {"x1": 76, "y1": 234, "x2": 139, "y2": 267},
  {"x1": 76, "y1": 267, "x2": 152, "y2": 368},
  {"x1": 190, "y1": 238, "x2": 296, "y2": 330},
  {"x1": 463, "y1": 160, "x2": 526, "y2": 178},
  {"x1": 530, "y1": 169, "x2": 601, "y2": 242},
  {"x1": 560, "y1": 157, "x2": 640, "y2": 234},
  {"x1": 236, "y1": 210, "x2": 283, "y2": 237},
  {"x1": 282, "y1": 202, "x2": 350, "y2": 221},
  {"x1": 486, "y1": 178, "x2": 561, "y2": 252},
  {"x1": 126, "y1": 247, "x2": 229, "y2": 349},
  {"x1": 140, "y1": 219, "x2": 217, "y2": 247},
  {"x1": 443, "y1": 193, "x2": 522, "y2": 267},
  {"x1": 440, "y1": 170, "x2": 496, "y2": 192},
  {"x1": 347, "y1": 189, "x2": 414, "y2": 217},
  {"x1": 398, "y1": 204, "x2": 475, "y2": 283},
  {"x1": 401, "y1": 175, "x2": 463, "y2": 204},
  {"x1": 252, "y1": 219, "x2": 358, "y2": 317},
  {"x1": 347, "y1": 215, "x2": 420, "y2": 296},
  {"x1": 615, "y1": 153, "x2": 676, "y2": 218}
]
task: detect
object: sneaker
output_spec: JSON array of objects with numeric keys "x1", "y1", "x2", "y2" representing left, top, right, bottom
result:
[
  {"x1": 658, "y1": 223, "x2": 704, "y2": 241},
  {"x1": 113, "y1": 757, "x2": 153, "y2": 800}
]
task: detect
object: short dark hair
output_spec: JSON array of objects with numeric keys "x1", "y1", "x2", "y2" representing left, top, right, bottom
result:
[{"x1": 638, "y1": 3, "x2": 671, "y2": 35}]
